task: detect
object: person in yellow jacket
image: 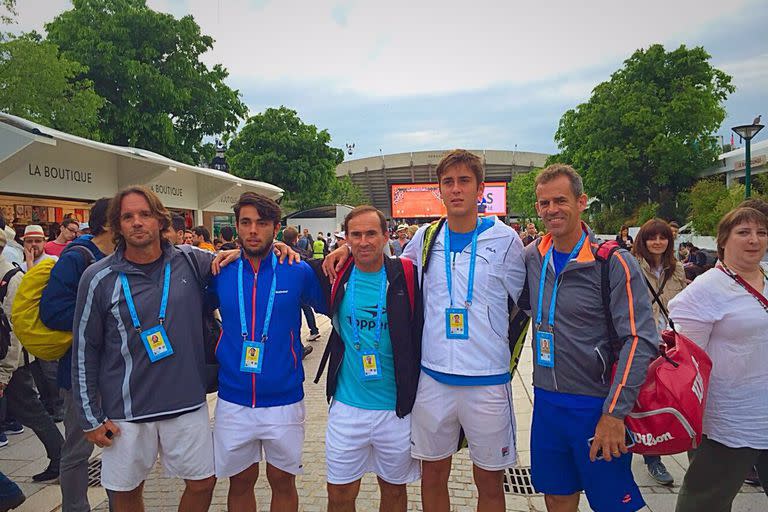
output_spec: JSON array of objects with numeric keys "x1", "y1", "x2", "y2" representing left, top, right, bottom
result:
[{"x1": 313, "y1": 236, "x2": 326, "y2": 259}]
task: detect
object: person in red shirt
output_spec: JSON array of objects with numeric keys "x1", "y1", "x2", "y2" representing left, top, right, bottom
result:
[{"x1": 44, "y1": 218, "x2": 79, "y2": 257}]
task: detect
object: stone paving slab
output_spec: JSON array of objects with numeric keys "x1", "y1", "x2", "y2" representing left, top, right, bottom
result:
[{"x1": 2, "y1": 316, "x2": 765, "y2": 511}]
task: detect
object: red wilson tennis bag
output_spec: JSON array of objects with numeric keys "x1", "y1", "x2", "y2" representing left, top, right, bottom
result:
[
  {"x1": 598, "y1": 243, "x2": 712, "y2": 456},
  {"x1": 624, "y1": 326, "x2": 712, "y2": 455}
]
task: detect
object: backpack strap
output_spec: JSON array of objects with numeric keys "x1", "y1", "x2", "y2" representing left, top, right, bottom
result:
[
  {"x1": 595, "y1": 241, "x2": 621, "y2": 350},
  {"x1": 420, "y1": 217, "x2": 446, "y2": 286},
  {"x1": 400, "y1": 258, "x2": 416, "y2": 316},
  {"x1": 0, "y1": 266, "x2": 23, "y2": 304},
  {"x1": 329, "y1": 257, "x2": 354, "y2": 308},
  {"x1": 63, "y1": 245, "x2": 95, "y2": 267},
  {"x1": 178, "y1": 245, "x2": 205, "y2": 290}
]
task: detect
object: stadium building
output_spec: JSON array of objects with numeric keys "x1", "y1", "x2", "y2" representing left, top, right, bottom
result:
[{"x1": 336, "y1": 149, "x2": 549, "y2": 221}]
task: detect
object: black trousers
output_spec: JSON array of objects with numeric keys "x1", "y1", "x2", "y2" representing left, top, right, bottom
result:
[
  {"x1": 676, "y1": 436, "x2": 768, "y2": 512},
  {"x1": 1, "y1": 365, "x2": 63, "y2": 469}
]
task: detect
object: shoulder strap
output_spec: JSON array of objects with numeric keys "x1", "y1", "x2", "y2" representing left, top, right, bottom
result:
[
  {"x1": 0, "y1": 266, "x2": 23, "y2": 304},
  {"x1": 179, "y1": 245, "x2": 205, "y2": 290},
  {"x1": 329, "y1": 257, "x2": 354, "y2": 307},
  {"x1": 421, "y1": 217, "x2": 446, "y2": 281},
  {"x1": 596, "y1": 241, "x2": 620, "y2": 347},
  {"x1": 65, "y1": 245, "x2": 95, "y2": 266},
  {"x1": 400, "y1": 258, "x2": 416, "y2": 316},
  {"x1": 642, "y1": 274, "x2": 676, "y2": 331}
]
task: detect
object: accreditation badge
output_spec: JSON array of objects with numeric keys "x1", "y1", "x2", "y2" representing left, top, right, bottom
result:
[
  {"x1": 445, "y1": 307, "x2": 469, "y2": 339},
  {"x1": 360, "y1": 350, "x2": 382, "y2": 380},
  {"x1": 240, "y1": 341, "x2": 265, "y2": 374},
  {"x1": 140, "y1": 324, "x2": 174, "y2": 363},
  {"x1": 535, "y1": 330, "x2": 555, "y2": 368}
]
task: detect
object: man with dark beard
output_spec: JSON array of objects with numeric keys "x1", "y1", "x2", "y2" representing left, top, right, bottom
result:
[{"x1": 209, "y1": 193, "x2": 327, "y2": 512}]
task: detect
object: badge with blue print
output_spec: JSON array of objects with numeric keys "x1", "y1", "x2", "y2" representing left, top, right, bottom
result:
[
  {"x1": 240, "y1": 341, "x2": 265, "y2": 374},
  {"x1": 360, "y1": 350, "x2": 382, "y2": 380},
  {"x1": 535, "y1": 330, "x2": 555, "y2": 367},
  {"x1": 445, "y1": 307, "x2": 469, "y2": 339},
  {"x1": 140, "y1": 324, "x2": 174, "y2": 363}
]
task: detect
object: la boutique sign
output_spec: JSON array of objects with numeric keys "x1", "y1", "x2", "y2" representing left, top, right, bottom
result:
[{"x1": 28, "y1": 163, "x2": 94, "y2": 184}]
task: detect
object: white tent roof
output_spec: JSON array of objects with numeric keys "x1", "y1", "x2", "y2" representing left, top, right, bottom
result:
[{"x1": 0, "y1": 112, "x2": 282, "y2": 210}]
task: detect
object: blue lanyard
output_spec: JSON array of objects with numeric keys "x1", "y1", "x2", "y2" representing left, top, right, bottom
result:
[
  {"x1": 535, "y1": 231, "x2": 587, "y2": 329},
  {"x1": 444, "y1": 219, "x2": 481, "y2": 308},
  {"x1": 120, "y1": 261, "x2": 171, "y2": 332},
  {"x1": 237, "y1": 253, "x2": 278, "y2": 342},
  {"x1": 348, "y1": 265, "x2": 388, "y2": 351}
]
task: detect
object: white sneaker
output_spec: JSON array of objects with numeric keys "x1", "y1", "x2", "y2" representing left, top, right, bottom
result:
[{"x1": 307, "y1": 333, "x2": 321, "y2": 342}]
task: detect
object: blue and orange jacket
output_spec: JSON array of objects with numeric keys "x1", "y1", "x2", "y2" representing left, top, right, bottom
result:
[
  {"x1": 211, "y1": 252, "x2": 327, "y2": 408},
  {"x1": 522, "y1": 224, "x2": 658, "y2": 419}
]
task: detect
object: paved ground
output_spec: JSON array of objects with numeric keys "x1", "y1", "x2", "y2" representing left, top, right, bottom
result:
[{"x1": 1, "y1": 315, "x2": 765, "y2": 511}]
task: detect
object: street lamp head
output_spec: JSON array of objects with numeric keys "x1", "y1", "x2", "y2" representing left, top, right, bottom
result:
[{"x1": 732, "y1": 123, "x2": 764, "y2": 141}]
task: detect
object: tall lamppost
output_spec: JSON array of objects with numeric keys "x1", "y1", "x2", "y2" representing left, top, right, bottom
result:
[{"x1": 731, "y1": 119, "x2": 764, "y2": 198}]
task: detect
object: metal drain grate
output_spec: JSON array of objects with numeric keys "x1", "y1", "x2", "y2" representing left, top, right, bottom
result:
[
  {"x1": 503, "y1": 466, "x2": 539, "y2": 496},
  {"x1": 87, "y1": 456, "x2": 102, "y2": 487}
]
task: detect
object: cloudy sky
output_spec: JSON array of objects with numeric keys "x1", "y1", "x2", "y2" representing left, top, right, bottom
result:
[{"x1": 13, "y1": 0, "x2": 768, "y2": 159}]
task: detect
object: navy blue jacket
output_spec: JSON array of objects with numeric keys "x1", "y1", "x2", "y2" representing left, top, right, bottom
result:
[
  {"x1": 40, "y1": 236, "x2": 106, "y2": 390},
  {"x1": 211, "y1": 252, "x2": 327, "y2": 408}
]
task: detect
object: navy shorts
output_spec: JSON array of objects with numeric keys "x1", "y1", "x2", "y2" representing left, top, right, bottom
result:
[{"x1": 531, "y1": 388, "x2": 645, "y2": 512}]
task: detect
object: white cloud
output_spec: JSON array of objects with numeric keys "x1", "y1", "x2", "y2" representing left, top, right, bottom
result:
[
  {"x1": 718, "y1": 53, "x2": 768, "y2": 91},
  {"x1": 12, "y1": 0, "x2": 759, "y2": 99}
]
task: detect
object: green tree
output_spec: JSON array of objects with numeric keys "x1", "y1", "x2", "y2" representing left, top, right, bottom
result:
[
  {"x1": 551, "y1": 44, "x2": 734, "y2": 214},
  {"x1": 46, "y1": 0, "x2": 247, "y2": 164},
  {"x1": 227, "y1": 107, "x2": 345, "y2": 211},
  {"x1": 1, "y1": 0, "x2": 16, "y2": 24},
  {"x1": 0, "y1": 33, "x2": 103, "y2": 138},
  {"x1": 687, "y1": 179, "x2": 762, "y2": 235},
  {"x1": 329, "y1": 175, "x2": 368, "y2": 207},
  {"x1": 507, "y1": 169, "x2": 540, "y2": 222}
]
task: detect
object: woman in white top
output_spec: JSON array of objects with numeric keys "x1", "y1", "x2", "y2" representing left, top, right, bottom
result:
[
  {"x1": 669, "y1": 206, "x2": 768, "y2": 512},
  {"x1": 632, "y1": 218, "x2": 687, "y2": 486}
]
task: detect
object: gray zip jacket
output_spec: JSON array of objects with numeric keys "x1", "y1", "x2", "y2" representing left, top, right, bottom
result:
[
  {"x1": 72, "y1": 241, "x2": 213, "y2": 431},
  {"x1": 523, "y1": 226, "x2": 657, "y2": 419}
]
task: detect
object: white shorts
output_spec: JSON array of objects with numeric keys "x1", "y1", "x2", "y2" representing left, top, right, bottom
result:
[
  {"x1": 101, "y1": 404, "x2": 214, "y2": 491},
  {"x1": 411, "y1": 371, "x2": 517, "y2": 471},
  {"x1": 213, "y1": 398, "x2": 305, "y2": 478},
  {"x1": 326, "y1": 400, "x2": 420, "y2": 485}
]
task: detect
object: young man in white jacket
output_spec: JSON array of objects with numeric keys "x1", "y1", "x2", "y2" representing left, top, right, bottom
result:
[{"x1": 324, "y1": 149, "x2": 526, "y2": 511}]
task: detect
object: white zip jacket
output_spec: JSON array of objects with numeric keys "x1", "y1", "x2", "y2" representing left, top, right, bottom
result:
[{"x1": 402, "y1": 216, "x2": 526, "y2": 376}]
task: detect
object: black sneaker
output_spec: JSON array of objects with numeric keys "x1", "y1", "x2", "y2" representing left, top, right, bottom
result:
[
  {"x1": 307, "y1": 332, "x2": 321, "y2": 342},
  {"x1": 0, "y1": 431, "x2": 7, "y2": 448},
  {"x1": 302, "y1": 344, "x2": 313, "y2": 360},
  {"x1": 1, "y1": 421, "x2": 23, "y2": 435},
  {"x1": 0, "y1": 490, "x2": 26, "y2": 511},
  {"x1": 32, "y1": 465, "x2": 59, "y2": 482},
  {"x1": 646, "y1": 459, "x2": 674, "y2": 486}
]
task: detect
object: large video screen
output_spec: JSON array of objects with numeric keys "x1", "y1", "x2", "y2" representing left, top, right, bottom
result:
[{"x1": 391, "y1": 182, "x2": 507, "y2": 218}]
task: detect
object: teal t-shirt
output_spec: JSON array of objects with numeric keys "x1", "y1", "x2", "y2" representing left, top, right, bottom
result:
[{"x1": 334, "y1": 267, "x2": 397, "y2": 410}]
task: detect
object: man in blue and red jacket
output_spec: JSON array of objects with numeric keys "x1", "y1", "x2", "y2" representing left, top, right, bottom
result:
[{"x1": 209, "y1": 192, "x2": 327, "y2": 512}]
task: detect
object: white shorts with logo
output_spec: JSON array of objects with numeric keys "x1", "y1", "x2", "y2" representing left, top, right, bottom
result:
[
  {"x1": 100, "y1": 404, "x2": 214, "y2": 491},
  {"x1": 213, "y1": 398, "x2": 305, "y2": 478},
  {"x1": 411, "y1": 371, "x2": 517, "y2": 471},
  {"x1": 326, "y1": 400, "x2": 420, "y2": 485}
]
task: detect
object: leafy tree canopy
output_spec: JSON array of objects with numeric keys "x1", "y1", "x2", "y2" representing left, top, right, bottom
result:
[
  {"x1": 0, "y1": 32, "x2": 103, "y2": 138},
  {"x1": 507, "y1": 169, "x2": 540, "y2": 223},
  {"x1": 1, "y1": 0, "x2": 16, "y2": 25},
  {"x1": 687, "y1": 179, "x2": 762, "y2": 236},
  {"x1": 227, "y1": 106, "x2": 345, "y2": 211},
  {"x1": 551, "y1": 44, "x2": 734, "y2": 215},
  {"x1": 46, "y1": 0, "x2": 247, "y2": 164}
]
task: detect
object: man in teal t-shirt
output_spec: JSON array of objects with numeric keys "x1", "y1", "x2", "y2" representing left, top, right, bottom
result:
[
  {"x1": 318, "y1": 205, "x2": 421, "y2": 512},
  {"x1": 334, "y1": 267, "x2": 397, "y2": 410}
]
